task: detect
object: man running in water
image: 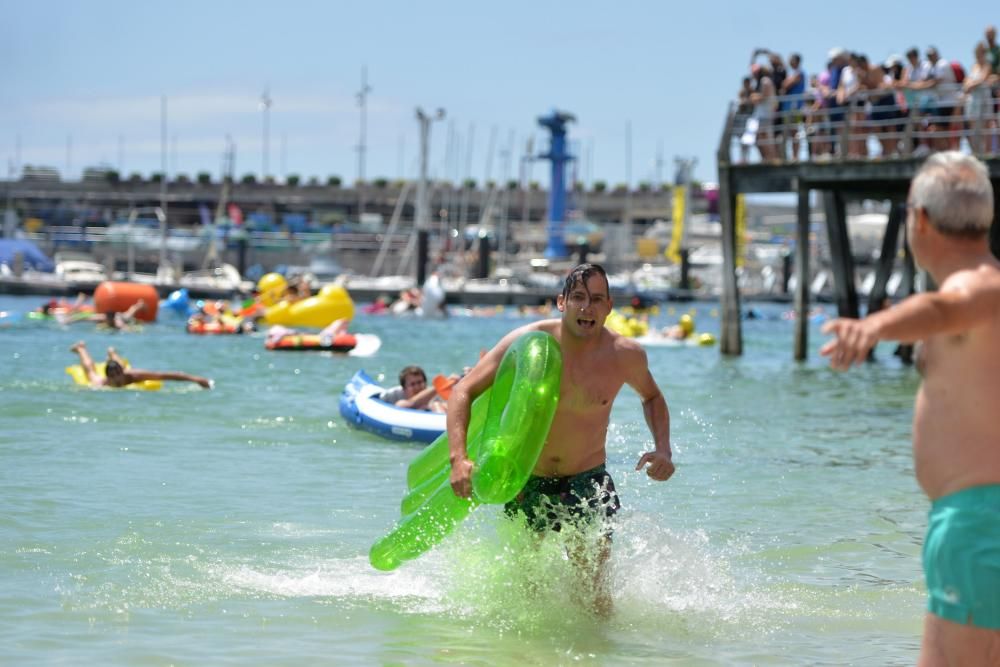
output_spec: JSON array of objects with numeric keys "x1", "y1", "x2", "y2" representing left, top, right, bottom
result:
[{"x1": 447, "y1": 263, "x2": 674, "y2": 615}]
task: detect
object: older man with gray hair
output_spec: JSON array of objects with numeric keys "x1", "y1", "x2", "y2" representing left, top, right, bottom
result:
[{"x1": 821, "y1": 151, "x2": 1000, "y2": 663}]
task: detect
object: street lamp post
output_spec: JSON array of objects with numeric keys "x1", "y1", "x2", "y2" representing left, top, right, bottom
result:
[
  {"x1": 260, "y1": 88, "x2": 272, "y2": 181},
  {"x1": 356, "y1": 66, "x2": 372, "y2": 221},
  {"x1": 415, "y1": 106, "x2": 445, "y2": 286}
]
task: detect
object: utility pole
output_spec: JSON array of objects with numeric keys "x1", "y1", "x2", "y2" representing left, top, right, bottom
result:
[
  {"x1": 356, "y1": 66, "x2": 372, "y2": 220},
  {"x1": 415, "y1": 106, "x2": 445, "y2": 286},
  {"x1": 260, "y1": 87, "x2": 272, "y2": 180}
]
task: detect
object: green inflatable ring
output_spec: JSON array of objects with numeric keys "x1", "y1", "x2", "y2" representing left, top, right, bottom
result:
[{"x1": 369, "y1": 331, "x2": 562, "y2": 571}]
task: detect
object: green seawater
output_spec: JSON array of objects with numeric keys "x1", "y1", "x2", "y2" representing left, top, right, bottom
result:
[{"x1": 0, "y1": 295, "x2": 924, "y2": 665}]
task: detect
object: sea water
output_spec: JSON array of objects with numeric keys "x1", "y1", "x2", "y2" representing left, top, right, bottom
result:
[{"x1": 0, "y1": 295, "x2": 924, "y2": 665}]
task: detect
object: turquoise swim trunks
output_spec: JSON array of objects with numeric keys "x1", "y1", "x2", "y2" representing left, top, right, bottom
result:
[{"x1": 923, "y1": 484, "x2": 1000, "y2": 629}]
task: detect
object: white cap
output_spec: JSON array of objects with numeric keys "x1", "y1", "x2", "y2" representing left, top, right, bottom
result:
[
  {"x1": 828, "y1": 47, "x2": 847, "y2": 60},
  {"x1": 883, "y1": 54, "x2": 903, "y2": 68}
]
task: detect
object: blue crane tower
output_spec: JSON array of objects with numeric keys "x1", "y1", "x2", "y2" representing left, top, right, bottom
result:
[{"x1": 537, "y1": 110, "x2": 576, "y2": 258}]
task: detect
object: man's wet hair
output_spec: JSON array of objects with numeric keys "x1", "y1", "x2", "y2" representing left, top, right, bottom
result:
[
  {"x1": 561, "y1": 263, "x2": 610, "y2": 300},
  {"x1": 105, "y1": 360, "x2": 124, "y2": 378},
  {"x1": 398, "y1": 365, "x2": 427, "y2": 387}
]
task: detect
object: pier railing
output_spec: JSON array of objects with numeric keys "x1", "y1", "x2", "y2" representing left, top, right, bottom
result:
[{"x1": 721, "y1": 84, "x2": 1000, "y2": 165}]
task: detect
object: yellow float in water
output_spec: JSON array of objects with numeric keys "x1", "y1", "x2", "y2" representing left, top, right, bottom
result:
[
  {"x1": 256, "y1": 273, "x2": 288, "y2": 307},
  {"x1": 604, "y1": 309, "x2": 649, "y2": 338},
  {"x1": 65, "y1": 361, "x2": 162, "y2": 390},
  {"x1": 256, "y1": 274, "x2": 355, "y2": 329}
]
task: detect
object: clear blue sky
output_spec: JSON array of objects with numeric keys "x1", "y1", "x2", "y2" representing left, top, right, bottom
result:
[{"x1": 1, "y1": 0, "x2": 993, "y2": 187}]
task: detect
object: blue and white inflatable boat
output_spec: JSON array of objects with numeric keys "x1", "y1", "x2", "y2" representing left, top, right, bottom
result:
[{"x1": 339, "y1": 370, "x2": 446, "y2": 443}]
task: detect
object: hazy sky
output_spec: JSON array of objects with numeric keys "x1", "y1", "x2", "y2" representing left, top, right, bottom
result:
[{"x1": 1, "y1": 0, "x2": 993, "y2": 186}]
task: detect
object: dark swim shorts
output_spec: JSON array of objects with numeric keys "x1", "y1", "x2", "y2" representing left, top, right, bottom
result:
[{"x1": 504, "y1": 464, "x2": 620, "y2": 537}]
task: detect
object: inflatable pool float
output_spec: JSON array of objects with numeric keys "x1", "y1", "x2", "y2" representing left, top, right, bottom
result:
[
  {"x1": 604, "y1": 309, "x2": 649, "y2": 337},
  {"x1": 339, "y1": 370, "x2": 447, "y2": 443},
  {"x1": 256, "y1": 274, "x2": 355, "y2": 328},
  {"x1": 267, "y1": 332, "x2": 357, "y2": 352},
  {"x1": 26, "y1": 310, "x2": 93, "y2": 324},
  {"x1": 65, "y1": 360, "x2": 162, "y2": 391},
  {"x1": 186, "y1": 319, "x2": 243, "y2": 335},
  {"x1": 268, "y1": 333, "x2": 381, "y2": 357},
  {"x1": 612, "y1": 311, "x2": 715, "y2": 347},
  {"x1": 369, "y1": 331, "x2": 562, "y2": 571},
  {"x1": 162, "y1": 288, "x2": 197, "y2": 318},
  {"x1": 94, "y1": 281, "x2": 159, "y2": 322}
]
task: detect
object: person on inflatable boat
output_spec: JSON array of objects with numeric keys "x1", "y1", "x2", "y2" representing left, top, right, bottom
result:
[
  {"x1": 69, "y1": 341, "x2": 213, "y2": 389},
  {"x1": 380, "y1": 365, "x2": 458, "y2": 413},
  {"x1": 447, "y1": 262, "x2": 674, "y2": 616}
]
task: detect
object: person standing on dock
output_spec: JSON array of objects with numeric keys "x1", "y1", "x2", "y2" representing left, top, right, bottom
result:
[
  {"x1": 820, "y1": 151, "x2": 1000, "y2": 663},
  {"x1": 446, "y1": 263, "x2": 674, "y2": 616}
]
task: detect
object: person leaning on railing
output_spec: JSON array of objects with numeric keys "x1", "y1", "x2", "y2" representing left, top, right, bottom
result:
[
  {"x1": 963, "y1": 41, "x2": 999, "y2": 154},
  {"x1": 779, "y1": 53, "x2": 807, "y2": 160}
]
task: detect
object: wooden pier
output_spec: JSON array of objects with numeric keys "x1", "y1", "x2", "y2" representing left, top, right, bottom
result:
[{"x1": 717, "y1": 139, "x2": 1000, "y2": 358}]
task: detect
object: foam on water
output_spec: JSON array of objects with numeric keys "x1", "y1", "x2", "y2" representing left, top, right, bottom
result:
[{"x1": 200, "y1": 504, "x2": 797, "y2": 645}]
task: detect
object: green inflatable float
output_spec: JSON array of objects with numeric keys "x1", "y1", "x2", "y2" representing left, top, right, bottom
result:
[{"x1": 369, "y1": 331, "x2": 563, "y2": 571}]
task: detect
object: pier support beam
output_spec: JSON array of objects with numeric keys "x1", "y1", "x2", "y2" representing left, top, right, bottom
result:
[
  {"x1": 794, "y1": 180, "x2": 810, "y2": 361},
  {"x1": 865, "y1": 200, "x2": 904, "y2": 317},
  {"x1": 718, "y1": 167, "x2": 742, "y2": 355},
  {"x1": 679, "y1": 248, "x2": 691, "y2": 291},
  {"x1": 894, "y1": 221, "x2": 918, "y2": 364},
  {"x1": 822, "y1": 190, "x2": 859, "y2": 318}
]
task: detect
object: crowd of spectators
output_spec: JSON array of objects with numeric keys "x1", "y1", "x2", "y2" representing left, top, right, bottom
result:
[{"x1": 736, "y1": 25, "x2": 1000, "y2": 162}]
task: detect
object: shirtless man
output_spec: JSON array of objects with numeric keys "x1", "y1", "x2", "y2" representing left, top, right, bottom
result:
[
  {"x1": 447, "y1": 263, "x2": 674, "y2": 615},
  {"x1": 70, "y1": 341, "x2": 213, "y2": 389},
  {"x1": 820, "y1": 152, "x2": 1000, "y2": 664}
]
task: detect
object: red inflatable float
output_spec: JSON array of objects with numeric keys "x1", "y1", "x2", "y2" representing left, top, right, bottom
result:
[
  {"x1": 93, "y1": 282, "x2": 159, "y2": 322},
  {"x1": 265, "y1": 332, "x2": 357, "y2": 353},
  {"x1": 187, "y1": 319, "x2": 242, "y2": 335}
]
